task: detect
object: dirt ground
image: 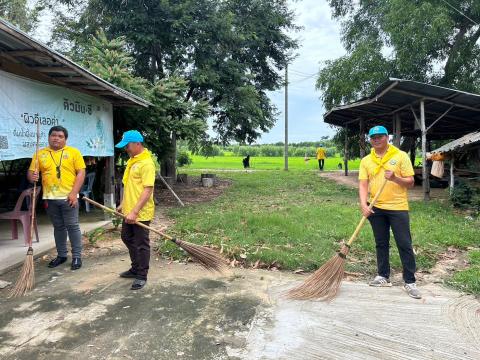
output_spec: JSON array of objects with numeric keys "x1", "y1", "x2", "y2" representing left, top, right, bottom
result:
[
  {"x1": 317, "y1": 171, "x2": 449, "y2": 201},
  {"x1": 1, "y1": 175, "x2": 479, "y2": 359}
]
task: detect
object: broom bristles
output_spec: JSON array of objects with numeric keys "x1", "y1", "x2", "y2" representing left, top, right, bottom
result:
[
  {"x1": 8, "y1": 247, "x2": 35, "y2": 298},
  {"x1": 174, "y1": 239, "x2": 228, "y2": 273},
  {"x1": 286, "y1": 246, "x2": 350, "y2": 301}
]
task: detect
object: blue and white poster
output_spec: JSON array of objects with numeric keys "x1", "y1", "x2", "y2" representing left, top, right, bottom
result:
[{"x1": 0, "y1": 69, "x2": 114, "y2": 160}]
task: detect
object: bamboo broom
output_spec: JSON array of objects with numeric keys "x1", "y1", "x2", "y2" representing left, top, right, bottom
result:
[
  {"x1": 286, "y1": 178, "x2": 389, "y2": 301},
  {"x1": 83, "y1": 197, "x2": 228, "y2": 273},
  {"x1": 9, "y1": 120, "x2": 41, "y2": 297}
]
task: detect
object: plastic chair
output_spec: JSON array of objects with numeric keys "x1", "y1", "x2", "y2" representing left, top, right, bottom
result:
[
  {"x1": 0, "y1": 187, "x2": 41, "y2": 246},
  {"x1": 80, "y1": 172, "x2": 96, "y2": 212}
]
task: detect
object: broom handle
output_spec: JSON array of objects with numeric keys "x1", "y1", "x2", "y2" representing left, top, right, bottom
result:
[
  {"x1": 83, "y1": 197, "x2": 173, "y2": 241},
  {"x1": 346, "y1": 178, "x2": 389, "y2": 247},
  {"x1": 29, "y1": 120, "x2": 41, "y2": 247}
]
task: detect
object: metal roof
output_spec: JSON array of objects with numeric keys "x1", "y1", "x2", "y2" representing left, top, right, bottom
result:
[
  {"x1": 324, "y1": 78, "x2": 480, "y2": 140},
  {"x1": 431, "y1": 131, "x2": 480, "y2": 154},
  {"x1": 0, "y1": 18, "x2": 151, "y2": 107}
]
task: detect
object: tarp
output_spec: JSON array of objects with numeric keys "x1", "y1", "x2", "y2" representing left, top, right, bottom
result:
[{"x1": 0, "y1": 70, "x2": 114, "y2": 160}]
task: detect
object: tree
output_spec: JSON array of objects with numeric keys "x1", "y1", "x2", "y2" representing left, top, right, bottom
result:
[
  {"x1": 0, "y1": 0, "x2": 44, "y2": 33},
  {"x1": 77, "y1": 30, "x2": 209, "y2": 169},
  {"x1": 49, "y1": 0, "x2": 298, "y2": 175},
  {"x1": 317, "y1": 0, "x2": 480, "y2": 156}
]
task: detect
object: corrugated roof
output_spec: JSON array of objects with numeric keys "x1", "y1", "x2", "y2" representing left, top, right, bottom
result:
[
  {"x1": 324, "y1": 78, "x2": 480, "y2": 140},
  {"x1": 0, "y1": 18, "x2": 151, "y2": 107},
  {"x1": 431, "y1": 131, "x2": 480, "y2": 154}
]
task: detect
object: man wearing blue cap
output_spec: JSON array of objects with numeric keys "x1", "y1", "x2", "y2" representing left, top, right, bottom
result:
[
  {"x1": 358, "y1": 125, "x2": 421, "y2": 299},
  {"x1": 115, "y1": 130, "x2": 156, "y2": 290}
]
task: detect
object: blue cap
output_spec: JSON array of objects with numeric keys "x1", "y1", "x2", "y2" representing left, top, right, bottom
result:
[
  {"x1": 115, "y1": 130, "x2": 144, "y2": 148},
  {"x1": 368, "y1": 126, "x2": 388, "y2": 137}
]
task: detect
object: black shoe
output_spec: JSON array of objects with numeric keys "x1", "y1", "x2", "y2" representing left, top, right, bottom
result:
[
  {"x1": 131, "y1": 278, "x2": 146, "y2": 290},
  {"x1": 48, "y1": 256, "x2": 67, "y2": 268},
  {"x1": 71, "y1": 258, "x2": 82, "y2": 270},
  {"x1": 119, "y1": 270, "x2": 137, "y2": 279}
]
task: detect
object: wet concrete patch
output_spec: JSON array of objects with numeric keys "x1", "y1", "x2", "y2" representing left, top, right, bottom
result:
[{"x1": 0, "y1": 254, "x2": 265, "y2": 360}]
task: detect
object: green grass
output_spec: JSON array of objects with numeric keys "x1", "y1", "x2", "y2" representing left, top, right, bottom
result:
[
  {"x1": 186, "y1": 155, "x2": 360, "y2": 171},
  {"x1": 157, "y1": 170, "x2": 480, "y2": 295},
  {"x1": 447, "y1": 250, "x2": 480, "y2": 294}
]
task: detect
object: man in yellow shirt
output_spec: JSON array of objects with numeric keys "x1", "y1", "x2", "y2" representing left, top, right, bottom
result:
[
  {"x1": 115, "y1": 130, "x2": 155, "y2": 290},
  {"x1": 28, "y1": 126, "x2": 86, "y2": 270},
  {"x1": 316, "y1": 145, "x2": 326, "y2": 170},
  {"x1": 359, "y1": 126, "x2": 421, "y2": 299}
]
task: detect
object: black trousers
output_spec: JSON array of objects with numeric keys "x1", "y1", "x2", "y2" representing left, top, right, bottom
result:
[
  {"x1": 367, "y1": 207, "x2": 416, "y2": 283},
  {"x1": 318, "y1": 159, "x2": 324, "y2": 170},
  {"x1": 121, "y1": 220, "x2": 151, "y2": 280}
]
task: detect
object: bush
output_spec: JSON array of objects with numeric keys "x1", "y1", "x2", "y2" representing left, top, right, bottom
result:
[
  {"x1": 450, "y1": 180, "x2": 473, "y2": 208},
  {"x1": 199, "y1": 145, "x2": 224, "y2": 157},
  {"x1": 177, "y1": 150, "x2": 192, "y2": 167}
]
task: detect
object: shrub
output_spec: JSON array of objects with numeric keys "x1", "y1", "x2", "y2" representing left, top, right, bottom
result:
[{"x1": 177, "y1": 150, "x2": 192, "y2": 167}]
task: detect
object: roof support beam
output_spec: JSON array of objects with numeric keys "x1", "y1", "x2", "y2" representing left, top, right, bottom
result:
[
  {"x1": 426, "y1": 105, "x2": 453, "y2": 133},
  {"x1": 391, "y1": 89, "x2": 480, "y2": 113}
]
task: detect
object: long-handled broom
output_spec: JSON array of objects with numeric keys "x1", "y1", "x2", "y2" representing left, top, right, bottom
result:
[
  {"x1": 286, "y1": 178, "x2": 389, "y2": 301},
  {"x1": 9, "y1": 121, "x2": 41, "y2": 297},
  {"x1": 83, "y1": 197, "x2": 228, "y2": 273}
]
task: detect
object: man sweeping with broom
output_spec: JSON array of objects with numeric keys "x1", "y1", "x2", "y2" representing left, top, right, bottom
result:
[
  {"x1": 359, "y1": 126, "x2": 421, "y2": 299},
  {"x1": 115, "y1": 130, "x2": 156, "y2": 290}
]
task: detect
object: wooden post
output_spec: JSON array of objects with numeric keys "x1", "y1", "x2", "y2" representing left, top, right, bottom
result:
[
  {"x1": 344, "y1": 126, "x2": 349, "y2": 176},
  {"x1": 103, "y1": 156, "x2": 115, "y2": 220},
  {"x1": 450, "y1": 154, "x2": 455, "y2": 194},
  {"x1": 410, "y1": 137, "x2": 416, "y2": 166},
  {"x1": 420, "y1": 100, "x2": 430, "y2": 201},
  {"x1": 359, "y1": 119, "x2": 366, "y2": 158},
  {"x1": 393, "y1": 114, "x2": 401, "y2": 147}
]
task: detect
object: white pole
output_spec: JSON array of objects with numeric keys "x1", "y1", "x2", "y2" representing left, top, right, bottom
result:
[
  {"x1": 420, "y1": 100, "x2": 430, "y2": 201},
  {"x1": 284, "y1": 63, "x2": 289, "y2": 171}
]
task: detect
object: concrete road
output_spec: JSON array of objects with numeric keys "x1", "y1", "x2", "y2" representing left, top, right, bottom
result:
[{"x1": 0, "y1": 246, "x2": 479, "y2": 359}]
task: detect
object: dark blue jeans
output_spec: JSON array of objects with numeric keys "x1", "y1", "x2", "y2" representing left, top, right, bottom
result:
[
  {"x1": 46, "y1": 200, "x2": 82, "y2": 258},
  {"x1": 368, "y1": 207, "x2": 416, "y2": 283}
]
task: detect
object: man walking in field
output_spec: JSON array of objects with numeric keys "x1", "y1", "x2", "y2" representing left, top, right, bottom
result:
[
  {"x1": 358, "y1": 125, "x2": 421, "y2": 299},
  {"x1": 28, "y1": 125, "x2": 86, "y2": 270},
  {"x1": 116, "y1": 130, "x2": 156, "y2": 290},
  {"x1": 316, "y1": 144, "x2": 326, "y2": 170}
]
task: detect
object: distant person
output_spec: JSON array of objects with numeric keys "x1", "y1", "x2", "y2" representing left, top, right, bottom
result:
[
  {"x1": 242, "y1": 155, "x2": 250, "y2": 169},
  {"x1": 316, "y1": 145, "x2": 327, "y2": 170},
  {"x1": 337, "y1": 163, "x2": 343, "y2": 170}
]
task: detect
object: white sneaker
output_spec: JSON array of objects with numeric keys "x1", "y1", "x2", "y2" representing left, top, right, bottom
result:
[
  {"x1": 369, "y1": 275, "x2": 392, "y2": 287},
  {"x1": 404, "y1": 283, "x2": 422, "y2": 299}
]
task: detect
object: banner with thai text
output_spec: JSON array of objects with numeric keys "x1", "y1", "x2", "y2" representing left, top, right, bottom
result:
[{"x1": 0, "y1": 69, "x2": 114, "y2": 160}]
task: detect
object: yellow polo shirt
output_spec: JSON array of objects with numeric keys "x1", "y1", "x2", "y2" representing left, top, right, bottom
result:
[
  {"x1": 122, "y1": 151, "x2": 156, "y2": 221},
  {"x1": 29, "y1": 146, "x2": 86, "y2": 200},
  {"x1": 316, "y1": 147, "x2": 326, "y2": 160},
  {"x1": 358, "y1": 149, "x2": 414, "y2": 211}
]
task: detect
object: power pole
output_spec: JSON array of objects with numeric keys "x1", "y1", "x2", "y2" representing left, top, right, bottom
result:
[{"x1": 284, "y1": 63, "x2": 289, "y2": 171}]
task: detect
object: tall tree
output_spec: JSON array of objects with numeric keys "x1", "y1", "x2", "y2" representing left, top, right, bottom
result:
[
  {"x1": 0, "y1": 0, "x2": 44, "y2": 32},
  {"x1": 317, "y1": 0, "x2": 480, "y2": 111},
  {"x1": 77, "y1": 30, "x2": 209, "y2": 167},
  {"x1": 49, "y1": 0, "x2": 298, "y2": 175},
  {"x1": 317, "y1": 0, "x2": 480, "y2": 156}
]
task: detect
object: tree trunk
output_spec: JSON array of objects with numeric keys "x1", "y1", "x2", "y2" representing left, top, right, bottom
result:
[{"x1": 161, "y1": 131, "x2": 177, "y2": 184}]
